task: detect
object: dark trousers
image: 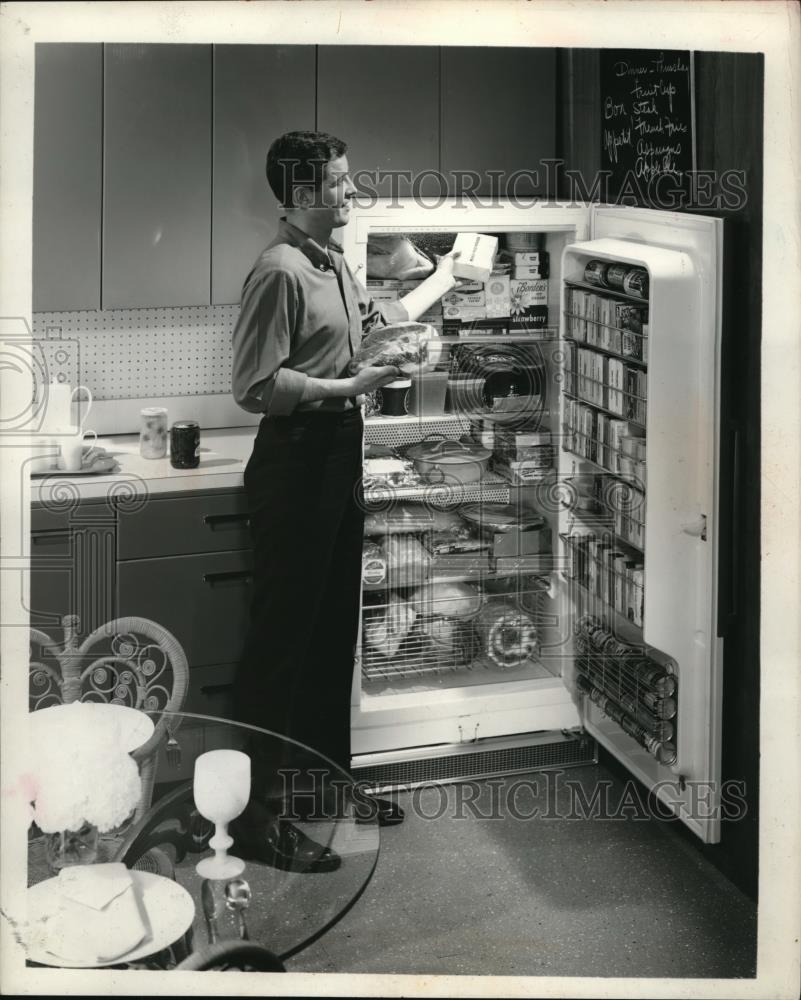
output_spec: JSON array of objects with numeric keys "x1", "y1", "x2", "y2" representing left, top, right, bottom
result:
[{"x1": 233, "y1": 408, "x2": 365, "y2": 806}]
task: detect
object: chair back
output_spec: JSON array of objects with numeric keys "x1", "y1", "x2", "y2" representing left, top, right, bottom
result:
[{"x1": 29, "y1": 614, "x2": 190, "y2": 820}]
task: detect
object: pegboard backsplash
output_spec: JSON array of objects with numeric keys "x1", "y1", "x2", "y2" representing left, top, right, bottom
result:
[{"x1": 33, "y1": 305, "x2": 240, "y2": 400}]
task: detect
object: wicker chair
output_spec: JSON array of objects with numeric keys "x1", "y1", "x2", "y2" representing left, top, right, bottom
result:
[{"x1": 29, "y1": 614, "x2": 190, "y2": 822}]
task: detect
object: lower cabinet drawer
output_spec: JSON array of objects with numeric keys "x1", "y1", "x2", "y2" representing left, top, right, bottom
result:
[{"x1": 117, "y1": 550, "x2": 253, "y2": 671}]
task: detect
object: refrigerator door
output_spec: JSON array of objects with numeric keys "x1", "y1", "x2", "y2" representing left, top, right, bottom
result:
[{"x1": 564, "y1": 206, "x2": 724, "y2": 842}]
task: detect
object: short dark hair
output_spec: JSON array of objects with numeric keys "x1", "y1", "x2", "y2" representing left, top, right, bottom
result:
[{"x1": 266, "y1": 130, "x2": 348, "y2": 207}]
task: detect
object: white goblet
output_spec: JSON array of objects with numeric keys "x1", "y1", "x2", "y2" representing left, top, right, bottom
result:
[{"x1": 193, "y1": 750, "x2": 251, "y2": 880}]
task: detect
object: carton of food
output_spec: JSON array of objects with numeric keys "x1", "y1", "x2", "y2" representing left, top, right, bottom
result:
[{"x1": 452, "y1": 232, "x2": 499, "y2": 283}]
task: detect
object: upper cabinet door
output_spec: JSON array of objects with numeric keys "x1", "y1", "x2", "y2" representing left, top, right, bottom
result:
[
  {"x1": 441, "y1": 48, "x2": 556, "y2": 198},
  {"x1": 103, "y1": 44, "x2": 212, "y2": 309},
  {"x1": 317, "y1": 46, "x2": 440, "y2": 201},
  {"x1": 212, "y1": 45, "x2": 315, "y2": 305},
  {"x1": 33, "y1": 44, "x2": 103, "y2": 312}
]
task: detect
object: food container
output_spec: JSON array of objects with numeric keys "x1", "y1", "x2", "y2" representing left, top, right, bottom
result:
[
  {"x1": 170, "y1": 420, "x2": 200, "y2": 469},
  {"x1": 459, "y1": 503, "x2": 551, "y2": 557},
  {"x1": 378, "y1": 379, "x2": 412, "y2": 416},
  {"x1": 405, "y1": 435, "x2": 492, "y2": 485},
  {"x1": 407, "y1": 371, "x2": 448, "y2": 416},
  {"x1": 139, "y1": 407, "x2": 168, "y2": 459},
  {"x1": 445, "y1": 376, "x2": 486, "y2": 415}
]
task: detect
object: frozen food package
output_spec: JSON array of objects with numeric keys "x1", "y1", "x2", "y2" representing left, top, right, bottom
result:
[
  {"x1": 366, "y1": 236, "x2": 436, "y2": 280},
  {"x1": 349, "y1": 322, "x2": 442, "y2": 376},
  {"x1": 363, "y1": 595, "x2": 417, "y2": 658},
  {"x1": 384, "y1": 535, "x2": 432, "y2": 588},
  {"x1": 363, "y1": 504, "x2": 436, "y2": 535},
  {"x1": 411, "y1": 580, "x2": 482, "y2": 619},
  {"x1": 476, "y1": 599, "x2": 539, "y2": 669},
  {"x1": 362, "y1": 540, "x2": 388, "y2": 589}
]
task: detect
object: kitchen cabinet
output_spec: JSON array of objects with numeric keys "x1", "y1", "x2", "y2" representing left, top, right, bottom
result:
[
  {"x1": 102, "y1": 44, "x2": 212, "y2": 308},
  {"x1": 440, "y1": 47, "x2": 556, "y2": 198},
  {"x1": 29, "y1": 502, "x2": 116, "y2": 634},
  {"x1": 33, "y1": 44, "x2": 102, "y2": 312},
  {"x1": 317, "y1": 46, "x2": 440, "y2": 201},
  {"x1": 116, "y1": 489, "x2": 252, "y2": 720},
  {"x1": 212, "y1": 45, "x2": 316, "y2": 305}
]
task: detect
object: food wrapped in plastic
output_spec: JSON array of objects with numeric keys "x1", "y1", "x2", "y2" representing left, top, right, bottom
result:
[
  {"x1": 349, "y1": 322, "x2": 442, "y2": 376},
  {"x1": 366, "y1": 236, "x2": 435, "y2": 280},
  {"x1": 475, "y1": 599, "x2": 539, "y2": 669},
  {"x1": 363, "y1": 595, "x2": 416, "y2": 658},
  {"x1": 411, "y1": 580, "x2": 481, "y2": 619},
  {"x1": 384, "y1": 535, "x2": 432, "y2": 588}
]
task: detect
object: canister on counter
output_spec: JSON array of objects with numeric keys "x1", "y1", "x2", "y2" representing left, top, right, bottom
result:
[
  {"x1": 140, "y1": 407, "x2": 168, "y2": 459},
  {"x1": 170, "y1": 420, "x2": 200, "y2": 469}
]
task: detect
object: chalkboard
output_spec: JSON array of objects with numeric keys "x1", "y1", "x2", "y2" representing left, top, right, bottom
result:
[{"x1": 600, "y1": 49, "x2": 695, "y2": 207}]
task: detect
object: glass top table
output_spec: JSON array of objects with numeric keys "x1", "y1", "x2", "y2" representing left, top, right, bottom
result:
[{"x1": 26, "y1": 711, "x2": 380, "y2": 967}]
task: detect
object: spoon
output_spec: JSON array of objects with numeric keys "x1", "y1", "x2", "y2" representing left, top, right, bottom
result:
[
  {"x1": 200, "y1": 879, "x2": 220, "y2": 944},
  {"x1": 224, "y1": 878, "x2": 252, "y2": 941}
]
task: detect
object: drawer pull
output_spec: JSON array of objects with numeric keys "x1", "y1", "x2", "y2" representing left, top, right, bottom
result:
[
  {"x1": 202, "y1": 570, "x2": 253, "y2": 587},
  {"x1": 31, "y1": 533, "x2": 70, "y2": 546},
  {"x1": 200, "y1": 683, "x2": 234, "y2": 697},
  {"x1": 202, "y1": 513, "x2": 250, "y2": 530}
]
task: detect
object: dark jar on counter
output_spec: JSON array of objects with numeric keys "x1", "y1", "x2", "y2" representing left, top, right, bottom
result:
[{"x1": 170, "y1": 420, "x2": 200, "y2": 469}]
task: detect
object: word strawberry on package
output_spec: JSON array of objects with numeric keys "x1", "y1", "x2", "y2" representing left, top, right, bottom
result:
[{"x1": 349, "y1": 321, "x2": 443, "y2": 376}]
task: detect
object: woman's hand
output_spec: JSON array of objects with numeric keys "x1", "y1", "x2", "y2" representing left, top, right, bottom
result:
[
  {"x1": 349, "y1": 366, "x2": 402, "y2": 395},
  {"x1": 434, "y1": 249, "x2": 461, "y2": 282}
]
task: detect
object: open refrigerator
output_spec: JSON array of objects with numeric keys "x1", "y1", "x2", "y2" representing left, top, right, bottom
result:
[{"x1": 341, "y1": 200, "x2": 724, "y2": 843}]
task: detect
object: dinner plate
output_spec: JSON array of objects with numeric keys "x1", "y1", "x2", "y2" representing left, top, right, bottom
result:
[
  {"x1": 29, "y1": 703, "x2": 155, "y2": 753},
  {"x1": 26, "y1": 870, "x2": 195, "y2": 968}
]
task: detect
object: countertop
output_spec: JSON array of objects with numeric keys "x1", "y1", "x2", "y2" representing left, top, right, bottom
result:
[{"x1": 31, "y1": 427, "x2": 257, "y2": 503}]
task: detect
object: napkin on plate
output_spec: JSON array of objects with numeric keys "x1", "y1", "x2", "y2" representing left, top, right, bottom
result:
[{"x1": 46, "y1": 863, "x2": 149, "y2": 963}]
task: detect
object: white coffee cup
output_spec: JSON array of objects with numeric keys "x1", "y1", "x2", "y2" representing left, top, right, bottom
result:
[
  {"x1": 30, "y1": 437, "x2": 62, "y2": 474},
  {"x1": 57, "y1": 426, "x2": 98, "y2": 472}
]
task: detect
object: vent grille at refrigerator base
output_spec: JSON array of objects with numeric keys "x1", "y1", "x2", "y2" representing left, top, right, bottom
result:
[{"x1": 351, "y1": 731, "x2": 598, "y2": 791}]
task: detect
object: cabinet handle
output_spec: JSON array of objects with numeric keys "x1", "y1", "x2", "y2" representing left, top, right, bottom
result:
[
  {"x1": 200, "y1": 683, "x2": 234, "y2": 697},
  {"x1": 202, "y1": 570, "x2": 253, "y2": 587},
  {"x1": 31, "y1": 533, "x2": 70, "y2": 546},
  {"x1": 202, "y1": 513, "x2": 250, "y2": 530}
]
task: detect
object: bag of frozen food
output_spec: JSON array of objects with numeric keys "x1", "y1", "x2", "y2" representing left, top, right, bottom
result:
[
  {"x1": 364, "y1": 504, "x2": 435, "y2": 536},
  {"x1": 384, "y1": 535, "x2": 431, "y2": 588},
  {"x1": 363, "y1": 595, "x2": 416, "y2": 658},
  {"x1": 366, "y1": 236, "x2": 435, "y2": 280},
  {"x1": 349, "y1": 322, "x2": 442, "y2": 376},
  {"x1": 362, "y1": 540, "x2": 388, "y2": 589},
  {"x1": 411, "y1": 580, "x2": 482, "y2": 619}
]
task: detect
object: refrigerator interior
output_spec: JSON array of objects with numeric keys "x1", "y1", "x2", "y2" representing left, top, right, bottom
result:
[{"x1": 344, "y1": 202, "x2": 723, "y2": 843}]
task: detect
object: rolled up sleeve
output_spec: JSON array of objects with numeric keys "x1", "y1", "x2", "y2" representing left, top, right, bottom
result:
[
  {"x1": 231, "y1": 268, "x2": 308, "y2": 415},
  {"x1": 352, "y1": 276, "x2": 409, "y2": 336}
]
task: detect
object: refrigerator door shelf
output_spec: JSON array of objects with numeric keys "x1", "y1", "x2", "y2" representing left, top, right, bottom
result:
[{"x1": 561, "y1": 211, "x2": 723, "y2": 843}]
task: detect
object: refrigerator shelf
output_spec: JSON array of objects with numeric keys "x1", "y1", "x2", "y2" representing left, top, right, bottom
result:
[
  {"x1": 560, "y1": 436, "x2": 646, "y2": 486},
  {"x1": 563, "y1": 325, "x2": 648, "y2": 369},
  {"x1": 558, "y1": 570, "x2": 645, "y2": 645},
  {"x1": 562, "y1": 391, "x2": 646, "y2": 431},
  {"x1": 363, "y1": 472, "x2": 512, "y2": 506},
  {"x1": 365, "y1": 413, "x2": 471, "y2": 447},
  {"x1": 564, "y1": 278, "x2": 651, "y2": 306}
]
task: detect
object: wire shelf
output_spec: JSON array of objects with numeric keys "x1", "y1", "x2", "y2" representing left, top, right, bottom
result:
[
  {"x1": 560, "y1": 533, "x2": 645, "y2": 625},
  {"x1": 562, "y1": 390, "x2": 646, "y2": 431},
  {"x1": 363, "y1": 473, "x2": 512, "y2": 507},
  {"x1": 564, "y1": 278, "x2": 650, "y2": 306},
  {"x1": 561, "y1": 429, "x2": 646, "y2": 484},
  {"x1": 361, "y1": 581, "x2": 548, "y2": 682}
]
